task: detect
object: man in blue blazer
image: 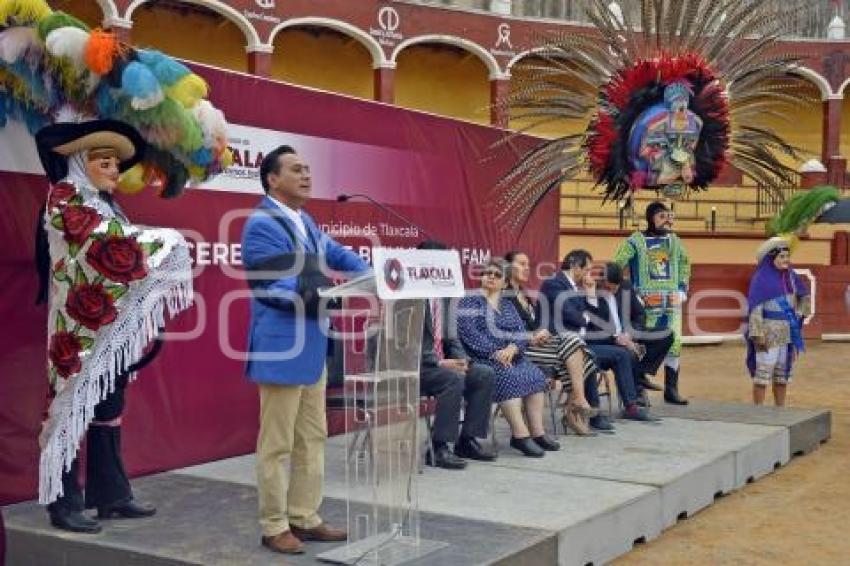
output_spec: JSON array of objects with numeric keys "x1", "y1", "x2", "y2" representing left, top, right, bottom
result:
[
  {"x1": 538, "y1": 250, "x2": 657, "y2": 427},
  {"x1": 241, "y1": 145, "x2": 369, "y2": 556}
]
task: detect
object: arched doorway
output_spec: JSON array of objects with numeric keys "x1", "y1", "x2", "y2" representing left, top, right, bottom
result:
[
  {"x1": 129, "y1": 0, "x2": 248, "y2": 72},
  {"x1": 270, "y1": 26, "x2": 373, "y2": 99},
  {"x1": 394, "y1": 41, "x2": 491, "y2": 124}
]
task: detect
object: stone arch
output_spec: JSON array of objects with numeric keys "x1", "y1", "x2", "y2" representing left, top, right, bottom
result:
[
  {"x1": 124, "y1": 0, "x2": 263, "y2": 49},
  {"x1": 269, "y1": 17, "x2": 387, "y2": 68},
  {"x1": 392, "y1": 34, "x2": 504, "y2": 79}
]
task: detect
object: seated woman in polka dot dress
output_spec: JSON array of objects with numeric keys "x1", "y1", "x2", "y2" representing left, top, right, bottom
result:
[{"x1": 456, "y1": 259, "x2": 558, "y2": 458}]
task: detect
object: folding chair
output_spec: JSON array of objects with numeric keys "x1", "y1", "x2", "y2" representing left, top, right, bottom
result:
[
  {"x1": 597, "y1": 370, "x2": 618, "y2": 417},
  {"x1": 546, "y1": 382, "x2": 568, "y2": 434}
]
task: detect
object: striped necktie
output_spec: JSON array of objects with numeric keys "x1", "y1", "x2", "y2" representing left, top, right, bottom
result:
[{"x1": 431, "y1": 298, "x2": 443, "y2": 359}]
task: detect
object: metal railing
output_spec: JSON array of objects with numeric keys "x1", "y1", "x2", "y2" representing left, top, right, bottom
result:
[
  {"x1": 402, "y1": 0, "x2": 850, "y2": 40},
  {"x1": 755, "y1": 172, "x2": 801, "y2": 218}
]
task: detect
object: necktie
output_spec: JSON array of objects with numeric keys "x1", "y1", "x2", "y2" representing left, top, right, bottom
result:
[{"x1": 431, "y1": 298, "x2": 443, "y2": 359}]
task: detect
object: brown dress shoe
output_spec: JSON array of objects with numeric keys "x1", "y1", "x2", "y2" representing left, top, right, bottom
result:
[
  {"x1": 290, "y1": 522, "x2": 347, "y2": 542},
  {"x1": 261, "y1": 530, "x2": 305, "y2": 554}
]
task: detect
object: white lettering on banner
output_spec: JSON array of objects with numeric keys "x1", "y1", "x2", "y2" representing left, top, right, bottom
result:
[
  {"x1": 344, "y1": 245, "x2": 490, "y2": 268},
  {"x1": 319, "y1": 221, "x2": 379, "y2": 238},
  {"x1": 461, "y1": 248, "x2": 491, "y2": 264},
  {"x1": 189, "y1": 242, "x2": 243, "y2": 266},
  {"x1": 319, "y1": 221, "x2": 421, "y2": 239},
  {"x1": 379, "y1": 222, "x2": 418, "y2": 238}
]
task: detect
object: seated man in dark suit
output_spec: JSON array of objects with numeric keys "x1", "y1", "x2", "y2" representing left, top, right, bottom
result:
[
  {"x1": 418, "y1": 241, "x2": 496, "y2": 469},
  {"x1": 539, "y1": 249, "x2": 657, "y2": 424},
  {"x1": 599, "y1": 263, "x2": 673, "y2": 395}
]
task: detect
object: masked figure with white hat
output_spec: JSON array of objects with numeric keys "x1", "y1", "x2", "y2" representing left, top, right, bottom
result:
[
  {"x1": 0, "y1": 1, "x2": 230, "y2": 532},
  {"x1": 33, "y1": 119, "x2": 194, "y2": 533},
  {"x1": 746, "y1": 236, "x2": 810, "y2": 407}
]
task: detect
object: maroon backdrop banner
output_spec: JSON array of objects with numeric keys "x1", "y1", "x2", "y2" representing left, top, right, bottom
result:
[{"x1": 0, "y1": 65, "x2": 557, "y2": 504}]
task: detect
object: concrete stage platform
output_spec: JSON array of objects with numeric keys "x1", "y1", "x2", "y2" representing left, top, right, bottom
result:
[{"x1": 5, "y1": 401, "x2": 831, "y2": 566}]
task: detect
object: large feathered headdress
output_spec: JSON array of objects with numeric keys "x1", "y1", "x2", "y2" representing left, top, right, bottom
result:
[
  {"x1": 0, "y1": 0, "x2": 232, "y2": 197},
  {"x1": 496, "y1": 0, "x2": 811, "y2": 227}
]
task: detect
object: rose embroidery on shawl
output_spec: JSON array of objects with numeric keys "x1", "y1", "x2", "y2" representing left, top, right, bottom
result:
[
  {"x1": 87, "y1": 235, "x2": 148, "y2": 283},
  {"x1": 66, "y1": 283, "x2": 118, "y2": 330},
  {"x1": 48, "y1": 331, "x2": 83, "y2": 378},
  {"x1": 47, "y1": 182, "x2": 78, "y2": 210},
  {"x1": 61, "y1": 205, "x2": 101, "y2": 245}
]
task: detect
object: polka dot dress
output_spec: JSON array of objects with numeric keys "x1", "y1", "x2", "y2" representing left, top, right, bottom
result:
[{"x1": 457, "y1": 294, "x2": 548, "y2": 403}]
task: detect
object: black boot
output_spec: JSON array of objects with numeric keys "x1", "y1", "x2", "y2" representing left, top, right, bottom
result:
[
  {"x1": 49, "y1": 509, "x2": 102, "y2": 533},
  {"x1": 86, "y1": 425, "x2": 146, "y2": 516},
  {"x1": 47, "y1": 459, "x2": 102, "y2": 533},
  {"x1": 664, "y1": 366, "x2": 689, "y2": 405}
]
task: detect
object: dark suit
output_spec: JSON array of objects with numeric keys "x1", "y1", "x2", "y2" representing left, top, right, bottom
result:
[
  {"x1": 611, "y1": 281, "x2": 674, "y2": 377},
  {"x1": 420, "y1": 298, "x2": 493, "y2": 445},
  {"x1": 539, "y1": 273, "x2": 639, "y2": 406}
]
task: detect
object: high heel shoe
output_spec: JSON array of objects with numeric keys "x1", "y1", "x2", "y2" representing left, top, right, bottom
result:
[
  {"x1": 562, "y1": 406, "x2": 597, "y2": 437},
  {"x1": 570, "y1": 403, "x2": 599, "y2": 418}
]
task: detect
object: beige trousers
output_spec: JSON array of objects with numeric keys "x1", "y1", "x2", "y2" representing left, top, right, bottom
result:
[{"x1": 256, "y1": 371, "x2": 327, "y2": 537}]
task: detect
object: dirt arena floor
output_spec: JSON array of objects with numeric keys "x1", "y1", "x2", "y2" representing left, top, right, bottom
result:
[{"x1": 616, "y1": 341, "x2": 850, "y2": 565}]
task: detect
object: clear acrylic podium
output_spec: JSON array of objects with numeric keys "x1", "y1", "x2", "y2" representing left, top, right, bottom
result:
[{"x1": 317, "y1": 249, "x2": 463, "y2": 565}]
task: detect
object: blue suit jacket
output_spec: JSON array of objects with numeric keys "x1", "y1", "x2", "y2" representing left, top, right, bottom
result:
[{"x1": 241, "y1": 196, "x2": 369, "y2": 385}]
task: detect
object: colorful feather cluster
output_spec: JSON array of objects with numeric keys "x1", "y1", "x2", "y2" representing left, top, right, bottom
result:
[
  {"x1": 586, "y1": 53, "x2": 730, "y2": 202},
  {"x1": 0, "y1": 0, "x2": 232, "y2": 197}
]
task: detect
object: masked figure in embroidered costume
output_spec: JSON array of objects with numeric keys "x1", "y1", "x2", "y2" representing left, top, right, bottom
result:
[
  {"x1": 0, "y1": 0, "x2": 230, "y2": 533},
  {"x1": 746, "y1": 236, "x2": 810, "y2": 407},
  {"x1": 35, "y1": 119, "x2": 194, "y2": 533},
  {"x1": 613, "y1": 201, "x2": 690, "y2": 404},
  {"x1": 495, "y1": 0, "x2": 809, "y2": 227}
]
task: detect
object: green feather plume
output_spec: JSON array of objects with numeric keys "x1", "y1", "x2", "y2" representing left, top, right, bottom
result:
[{"x1": 767, "y1": 185, "x2": 840, "y2": 236}]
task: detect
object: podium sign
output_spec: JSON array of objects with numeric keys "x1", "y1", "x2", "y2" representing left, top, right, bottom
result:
[
  {"x1": 373, "y1": 247, "x2": 465, "y2": 301},
  {"x1": 318, "y1": 248, "x2": 462, "y2": 565}
]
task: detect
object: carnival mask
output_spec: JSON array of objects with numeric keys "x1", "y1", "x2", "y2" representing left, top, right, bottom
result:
[{"x1": 629, "y1": 82, "x2": 704, "y2": 198}]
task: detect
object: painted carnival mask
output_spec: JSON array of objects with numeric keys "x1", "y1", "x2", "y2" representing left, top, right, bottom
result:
[{"x1": 629, "y1": 82, "x2": 704, "y2": 198}]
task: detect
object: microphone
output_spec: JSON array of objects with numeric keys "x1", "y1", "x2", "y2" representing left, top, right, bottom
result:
[{"x1": 336, "y1": 192, "x2": 436, "y2": 241}]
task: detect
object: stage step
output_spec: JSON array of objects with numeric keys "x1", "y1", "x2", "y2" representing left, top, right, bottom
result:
[{"x1": 4, "y1": 402, "x2": 830, "y2": 566}]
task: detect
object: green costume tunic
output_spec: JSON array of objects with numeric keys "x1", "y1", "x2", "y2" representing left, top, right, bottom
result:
[{"x1": 613, "y1": 231, "x2": 691, "y2": 357}]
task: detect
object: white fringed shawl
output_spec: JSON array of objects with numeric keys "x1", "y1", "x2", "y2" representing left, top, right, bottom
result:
[{"x1": 38, "y1": 176, "x2": 192, "y2": 504}]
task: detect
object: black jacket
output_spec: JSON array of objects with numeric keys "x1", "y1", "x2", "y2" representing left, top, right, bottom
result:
[{"x1": 538, "y1": 271, "x2": 607, "y2": 335}]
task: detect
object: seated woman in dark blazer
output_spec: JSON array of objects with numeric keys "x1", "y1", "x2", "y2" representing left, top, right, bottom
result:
[
  {"x1": 457, "y1": 259, "x2": 558, "y2": 458},
  {"x1": 504, "y1": 251, "x2": 598, "y2": 436}
]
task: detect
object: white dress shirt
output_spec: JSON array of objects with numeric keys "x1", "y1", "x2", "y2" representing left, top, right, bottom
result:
[
  {"x1": 267, "y1": 194, "x2": 308, "y2": 241},
  {"x1": 564, "y1": 272, "x2": 593, "y2": 338},
  {"x1": 603, "y1": 293, "x2": 623, "y2": 336}
]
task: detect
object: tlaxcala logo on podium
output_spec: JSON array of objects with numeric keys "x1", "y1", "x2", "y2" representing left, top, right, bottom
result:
[{"x1": 374, "y1": 248, "x2": 465, "y2": 300}]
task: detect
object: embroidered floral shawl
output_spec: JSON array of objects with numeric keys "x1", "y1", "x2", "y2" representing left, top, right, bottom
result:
[{"x1": 39, "y1": 179, "x2": 192, "y2": 504}]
